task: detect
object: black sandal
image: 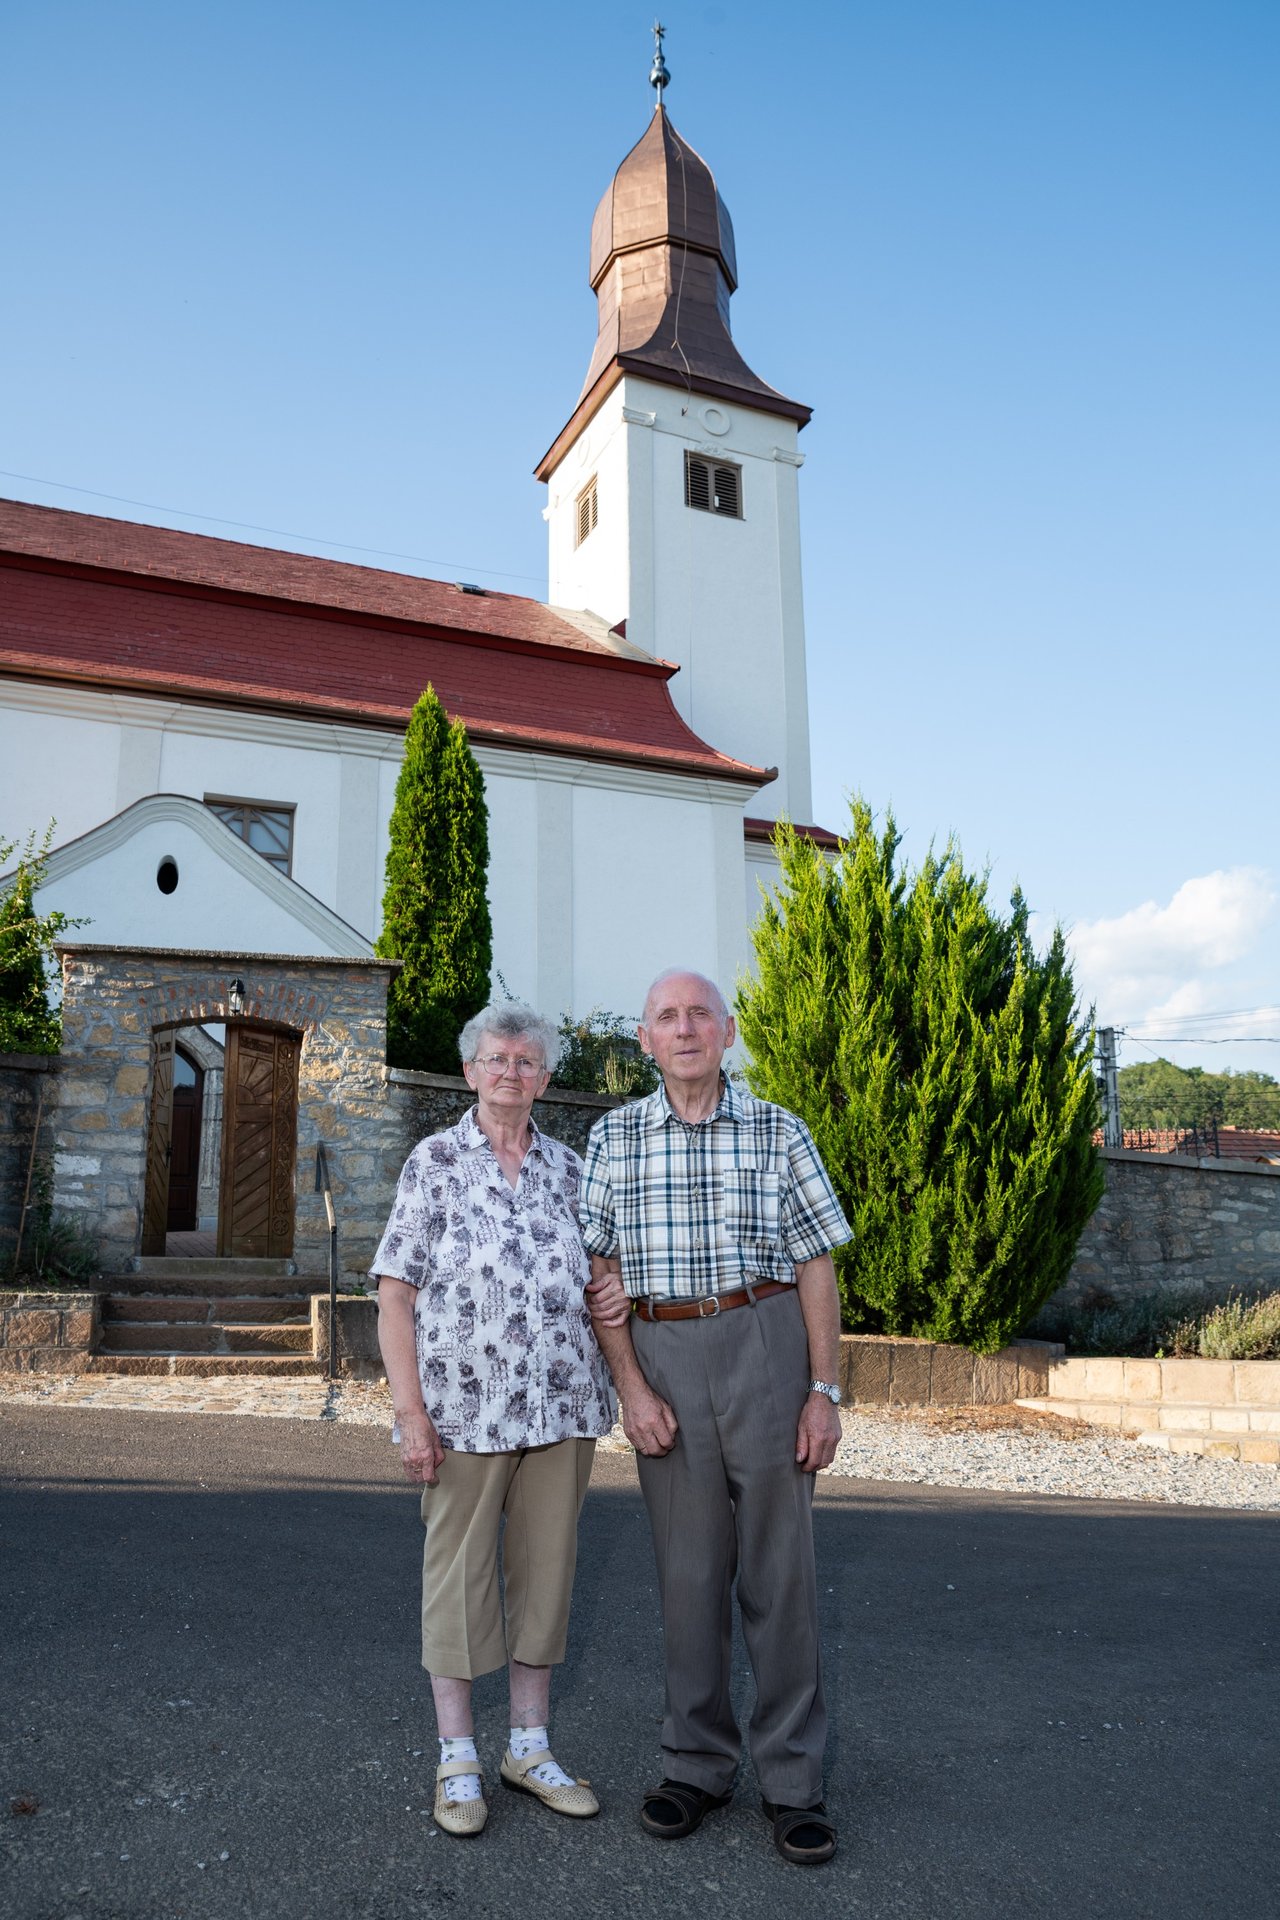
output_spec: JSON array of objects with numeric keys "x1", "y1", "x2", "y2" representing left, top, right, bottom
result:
[
  {"x1": 761, "y1": 1798, "x2": 838, "y2": 1866},
  {"x1": 639, "y1": 1778, "x2": 733, "y2": 1839}
]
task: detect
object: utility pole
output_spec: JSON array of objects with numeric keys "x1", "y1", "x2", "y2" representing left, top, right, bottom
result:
[{"x1": 1097, "y1": 1027, "x2": 1123, "y2": 1148}]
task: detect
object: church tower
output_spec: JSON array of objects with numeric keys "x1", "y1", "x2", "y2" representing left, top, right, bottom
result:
[{"x1": 536, "y1": 36, "x2": 814, "y2": 824}]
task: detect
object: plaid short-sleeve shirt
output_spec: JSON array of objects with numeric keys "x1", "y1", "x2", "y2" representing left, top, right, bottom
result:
[{"x1": 579, "y1": 1076, "x2": 852, "y2": 1300}]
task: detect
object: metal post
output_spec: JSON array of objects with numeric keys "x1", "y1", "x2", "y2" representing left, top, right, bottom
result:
[
  {"x1": 315, "y1": 1143, "x2": 339, "y2": 1381},
  {"x1": 1098, "y1": 1027, "x2": 1123, "y2": 1149}
]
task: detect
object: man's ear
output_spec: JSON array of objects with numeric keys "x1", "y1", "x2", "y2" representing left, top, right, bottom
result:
[
  {"x1": 637, "y1": 1022, "x2": 653, "y2": 1058},
  {"x1": 724, "y1": 1014, "x2": 736, "y2": 1049}
]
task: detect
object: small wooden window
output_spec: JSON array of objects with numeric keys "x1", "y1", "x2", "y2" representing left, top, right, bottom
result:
[
  {"x1": 575, "y1": 477, "x2": 598, "y2": 547},
  {"x1": 205, "y1": 797, "x2": 295, "y2": 875},
  {"x1": 684, "y1": 452, "x2": 742, "y2": 519}
]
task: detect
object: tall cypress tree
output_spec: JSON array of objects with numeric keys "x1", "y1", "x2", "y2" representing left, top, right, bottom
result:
[
  {"x1": 736, "y1": 800, "x2": 1104, "y2": 1352},
  {"x1": 375, "y1": 687, "x2": 493, "y2": 1072}
]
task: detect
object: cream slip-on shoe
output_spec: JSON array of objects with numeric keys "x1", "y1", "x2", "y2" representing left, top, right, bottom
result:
[
  {"x1": 433, "y1": 1759, "x2": 488, "y2": 1836},
  {"x1": 499, "y1": 1747, "x2": 600, "y2": 1818}
]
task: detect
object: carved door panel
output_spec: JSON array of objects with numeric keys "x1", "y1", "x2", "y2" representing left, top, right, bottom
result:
[
  {"x1": 141, "y1": 1030, "x2": 176, "y2": 1256},
  {"x1": 166, "y1": 1055, "x2": 204, "y2": 1233},
  {"x1": 218, "y1": 1025, "x2": 300, "y2": 1257}
]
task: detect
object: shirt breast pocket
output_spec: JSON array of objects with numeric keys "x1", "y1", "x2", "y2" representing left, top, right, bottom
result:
[{"x1": 722, "y1": 1168, "x2": 781, "y2": 1253}]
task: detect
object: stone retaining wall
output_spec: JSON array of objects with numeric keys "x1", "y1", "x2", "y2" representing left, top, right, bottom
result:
[
  {"x1": 0, "y1": 1052, "x2": 58, "y2": 1264},
  {"x1": 839, "y1": 1335, "x2": 1062, "y2": 1407},
  {"x1": 0, "y1": 1289, "x2": 100, "y2": 1372},
  {"x1": 1058, "y1": 1148, "x2": 1280, "y2": 1308}
]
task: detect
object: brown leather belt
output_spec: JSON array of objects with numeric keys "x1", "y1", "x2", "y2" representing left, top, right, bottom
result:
[{"x1": 633, "y1": 1279, "x2": 792, "y2": 1322}]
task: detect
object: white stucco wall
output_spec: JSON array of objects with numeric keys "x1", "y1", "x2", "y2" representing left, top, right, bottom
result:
[
  {"x1": 544, "y1": 374, "x2": 813, "y2": 825},
  {"x1": 30, "y1": 806, "x2": 370, "y2": 957},
  {"x1": 1, "y1": 677, "x2": 764, "y2": 1029}
]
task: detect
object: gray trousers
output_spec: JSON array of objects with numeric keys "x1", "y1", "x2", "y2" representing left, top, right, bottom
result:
[{"x1": 632, "y1": 1287, "x2": 826, "y2": 1804}]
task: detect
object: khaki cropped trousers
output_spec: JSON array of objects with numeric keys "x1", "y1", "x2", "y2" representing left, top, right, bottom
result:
[
  {"x1": 632, "y1": 1286, "x2": 826, "y2": 1805},
  {"x1": 419, "y1": 1437, "x2": 596, "y2": 1681}
]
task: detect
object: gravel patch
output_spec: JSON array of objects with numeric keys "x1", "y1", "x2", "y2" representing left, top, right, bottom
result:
[
  {"x1": 2, "y1": 1376, "x2": 1276, "y2": 1511},
  {"x1": 828, "y1": 1405, "x2": 1280, "y2": 1512}
]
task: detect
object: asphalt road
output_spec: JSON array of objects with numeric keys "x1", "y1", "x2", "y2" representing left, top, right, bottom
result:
[{"x1": 1, "y1": 1406, "x2": 1276, "y2": 1920}]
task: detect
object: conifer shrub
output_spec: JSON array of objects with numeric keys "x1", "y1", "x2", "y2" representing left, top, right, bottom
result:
[
  {"x1": 375, "y1": 687, "x2": 493, "y2": 1072},
  {"x1": 736, "y1": 801, "x2": 1104, "y2": 1352}
]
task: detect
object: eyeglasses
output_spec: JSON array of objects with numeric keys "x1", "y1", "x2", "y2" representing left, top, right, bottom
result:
[{"x1": 475, "y1": 1054, "x2": 545, "y2": 1079}]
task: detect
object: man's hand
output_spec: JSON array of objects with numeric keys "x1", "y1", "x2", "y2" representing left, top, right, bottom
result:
[
  {"x1": 396, "y1": 1410, "x2": 445, "y2": 1485},
  {"x1": 586, "y1": 1268, "x2": 632, "y2": 1328},
  {"x1": 795, "y1": 1393, "x2": 841, "y2": 1473},
  {"x1": 622, "y1": 1383, "x2": 679, "y2": 1458}
]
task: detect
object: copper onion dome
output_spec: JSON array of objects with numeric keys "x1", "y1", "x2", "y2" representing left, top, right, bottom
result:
[{"x1": 536, "y1": 105, "x2": 810, "y2": 481}]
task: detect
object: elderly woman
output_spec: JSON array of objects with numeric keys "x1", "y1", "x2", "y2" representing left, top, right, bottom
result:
[{"x1": 371, "y1": 1000, "x2": 614, "y2": 1838}]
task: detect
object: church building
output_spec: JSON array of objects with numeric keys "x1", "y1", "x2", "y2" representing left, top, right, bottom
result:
[{"x1": 0, "y1": 77, "x2": 832, "y2": 1031}]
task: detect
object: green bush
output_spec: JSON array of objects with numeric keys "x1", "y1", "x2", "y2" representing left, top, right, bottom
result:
[
  {"x1": 1172, "y1": 1291, "x2": 1280, "y2": 1361},
  {"x1": 736, "y1": 801, "x2": 1104, "y2": 1352},
  {"x1": 553, "y1": 1010, "x2": 659, "y2": 1098},
  {"x1": 1033, "y1": 1286, "x2": 1280, "y2": 1360},
  {"x1": 0, "y1": 825, "x2": 85, "y2": 1055},
  {"x1": 376, "y1": 688, "x2": 493, "y2": 1073}
]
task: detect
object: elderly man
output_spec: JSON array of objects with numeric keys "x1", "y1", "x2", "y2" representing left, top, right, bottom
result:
[{"x1": 582, "y1": 968, "x2": 851, "y2": 1867}]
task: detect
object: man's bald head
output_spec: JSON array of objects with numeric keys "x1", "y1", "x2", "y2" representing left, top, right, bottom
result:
[{"x1": 641, "y1": 968, "x2": 729, "y2": 1027}]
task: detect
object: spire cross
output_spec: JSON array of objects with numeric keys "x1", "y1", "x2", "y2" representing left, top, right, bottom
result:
[{"x1": 650, "y1": 21, "x2": 670, "y2": 106}]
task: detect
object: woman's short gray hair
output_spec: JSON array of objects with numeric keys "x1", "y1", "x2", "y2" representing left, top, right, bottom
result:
[{"x1": 457, "y1": 1001, "x2": 561, "y2": 1075}]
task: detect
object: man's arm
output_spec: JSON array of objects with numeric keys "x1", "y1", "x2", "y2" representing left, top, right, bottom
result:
[
  {"x1": 793, "y1": 1252, "x2": 843, "y2": 1472},
  {"x1": 587, "y1": 1253, "x2": 679, "y2": 1457}
]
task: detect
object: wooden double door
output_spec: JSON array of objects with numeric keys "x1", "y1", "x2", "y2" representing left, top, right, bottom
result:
[{"x1": 142, "y1": 1022, "x2": 301, "y2": 1257}]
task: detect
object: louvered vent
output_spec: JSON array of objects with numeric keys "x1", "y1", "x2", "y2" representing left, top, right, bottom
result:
[
  {"x1": 575, "y1": 477, "x2": 598, "y2": 547},
  {"x1": 684, "y1": 452, "x2": 742, "y2": 519}
]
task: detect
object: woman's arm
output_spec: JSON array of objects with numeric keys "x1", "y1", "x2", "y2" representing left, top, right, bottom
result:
[{"x1": 374, "y1": 1275, "x2": 444, "y2": 1485}]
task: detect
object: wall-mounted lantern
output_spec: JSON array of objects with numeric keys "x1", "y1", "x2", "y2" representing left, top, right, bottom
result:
[{"x1": 228, "y1": 977, "x2": 246, "y2": 1018}]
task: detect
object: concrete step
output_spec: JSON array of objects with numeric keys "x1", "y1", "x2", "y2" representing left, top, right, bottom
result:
[
  {"x1": 1018, "y1": 1395, "x2": 1280, "y2": 1437},
  {"x1": 122, "y1": 1258, "x2": 302, "y2": 1297},
  {"x1": 1134, "y1": 1429, "x2": 1280, "y2": 1464},
  {"x1": 103, "y1": 1295, "x2": 313, "y2": 1324},
  {"x1": 83, "y1": 1353, "x2": 323, "y2": 1378},
  {"x1": 99, "y1": 1322, "x2": 313, "y2": 1356}
]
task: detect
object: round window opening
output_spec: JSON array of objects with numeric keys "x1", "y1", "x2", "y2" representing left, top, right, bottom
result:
[{"x1": 156, "y1": 857, "x2": 179, "y2": 895}]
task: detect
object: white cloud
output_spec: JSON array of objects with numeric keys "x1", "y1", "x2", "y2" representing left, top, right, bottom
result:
[{"x1": 1067, "y1": 868, "x2": 1279, "y2": 1031}]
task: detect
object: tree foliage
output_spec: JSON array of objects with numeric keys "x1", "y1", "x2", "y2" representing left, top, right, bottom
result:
[
  {"x1": 736, "y1": 801, "x2": 1104, "y2": 1352},
  {"x1": 554, "y1": 1010, "x2": 659, "y2": 1098},
  {"x1": 0, "y1": 826, "x2": 84, "y2": 1055},
  {"x1": 1117, "y1": 1058, "x2": 1280, "y2": 1131},
  {"x1": 375, "y1": 687, "x2": 493, "y2": 1072}
]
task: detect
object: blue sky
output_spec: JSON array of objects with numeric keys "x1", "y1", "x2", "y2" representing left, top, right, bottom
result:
[{"x1": 3, "y1": 2, "x2": 1277, "y2": 1074}]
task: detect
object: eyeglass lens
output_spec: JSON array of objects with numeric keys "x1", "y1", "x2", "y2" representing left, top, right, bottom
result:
[{"x1": 478, "y1": 1055, "x2": 542, "y2": 1077}]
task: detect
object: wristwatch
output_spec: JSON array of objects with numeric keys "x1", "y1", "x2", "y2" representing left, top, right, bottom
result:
[{"x1": 809, "y1": 1379, "x2": 842, "y2": 1405}]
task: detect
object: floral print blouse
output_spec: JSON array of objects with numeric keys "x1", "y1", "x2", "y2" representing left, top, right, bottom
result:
[{"x1": 370, "y1": 1108, "x2": 616, "y2": 1453}]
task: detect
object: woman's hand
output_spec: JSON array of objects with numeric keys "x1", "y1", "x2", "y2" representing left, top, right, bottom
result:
[{"x1": 396, "y1": 1410, "x2": 445, "y2": 1485}]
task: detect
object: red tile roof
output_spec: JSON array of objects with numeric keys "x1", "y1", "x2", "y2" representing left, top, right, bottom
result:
[
  {"x1": 1106, "y1": 1127, "x2": 1280, "y2": 1162},
  {"x1": 0, "y1": 499, "x2": 772, "y2": 786},
  {"x1": 743, "y1": 816, "x2": 843, "y2": 850}
]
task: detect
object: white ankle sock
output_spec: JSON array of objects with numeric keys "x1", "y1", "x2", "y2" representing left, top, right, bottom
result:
[
  {"x1": 438, "y1": 1735, "x2": 483, "y2": 1803},
  {"x1": 509, "y1": 1723, "x2": 574, "y2": 1789}
]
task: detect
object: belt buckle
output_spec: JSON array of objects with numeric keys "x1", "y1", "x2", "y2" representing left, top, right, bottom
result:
[{"x1": 697, "y1": 1294, "x2": 721, "y2": 1318}]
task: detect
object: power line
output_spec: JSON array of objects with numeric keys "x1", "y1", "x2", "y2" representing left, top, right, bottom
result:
[
  {"x1": 0, "y1": 469, "x2": 546, "y2": 586},
  {"x1": 1124, "y1": 1035, "x2": 1280, "y2": 1045}
]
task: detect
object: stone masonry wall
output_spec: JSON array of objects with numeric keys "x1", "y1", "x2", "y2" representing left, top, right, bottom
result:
[
  {"x1": 0, "y1": 1054, "x2": 59, "y2": 1265},
  {"x1": 321, "y1": 1070, "x2": 619, "y2": 1284},
  {"x1": 52, "y1": 946, "x2": 399, "y2": 1277},
  {"x1": 1056, "y1": 1148, "x2": 1280, "y2": 1308}
]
